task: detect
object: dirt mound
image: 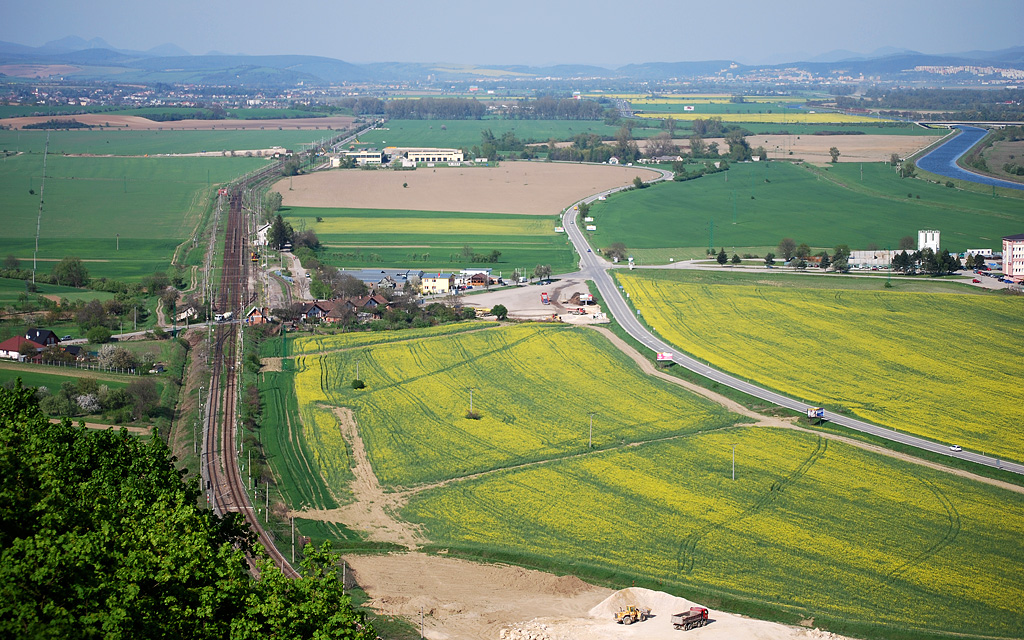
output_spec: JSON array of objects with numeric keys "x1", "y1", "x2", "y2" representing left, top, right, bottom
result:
[{"x1": 588, "y1": 587, "x2": 697, "y2": 619}]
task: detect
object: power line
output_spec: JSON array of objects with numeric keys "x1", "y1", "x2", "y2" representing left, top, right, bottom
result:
[{"x1": 32, "y1": 130, "x2": 50, "y2": 284}]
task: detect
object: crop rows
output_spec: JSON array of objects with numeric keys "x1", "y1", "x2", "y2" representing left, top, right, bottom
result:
[
  {"x1": 617, "y1": 272, "x2": 1024, "y2": 461},
  {"x1": 293, "y1": 324, "x2": 739, "y2": 487},
  {"x1": 404, "y1": 427, "x2": 1024, "y2": 636}
]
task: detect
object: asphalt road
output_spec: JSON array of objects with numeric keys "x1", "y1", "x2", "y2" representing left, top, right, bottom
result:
[{"x1": 559, "y1": 170, "x2": 1022, "y2": 477}]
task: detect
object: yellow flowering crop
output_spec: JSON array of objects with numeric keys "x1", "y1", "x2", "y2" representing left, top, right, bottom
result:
[
  {"x1": 635, "y1": 112, "x2": 887, "y2": 123},
  {"x1": 617, "y1": 273, "x2": 1024, "y2": 460},
  {"x1": 290, "y1": 216, "x2": 552, "y2": 237},
  {"x1": 294, "y1": 323, "x2": 739, "y2": 487},
  {"x1": 405, "y1": 427, "x2": 1024, "y2": 635},
  {"x1": 289, "y1": 321, "x2": 496, "y2": 355}
]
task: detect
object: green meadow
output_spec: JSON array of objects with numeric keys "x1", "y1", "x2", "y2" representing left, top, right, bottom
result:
[
  {"x1": 1, "y1": 151, "x2": 267, "y2": 280},
  {"x1": 588, "y1": 161, "x2": 1024, "y2": 261}
]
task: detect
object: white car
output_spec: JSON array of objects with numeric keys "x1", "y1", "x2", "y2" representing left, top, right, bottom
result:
[{"x1": 949, "y1": 445, "x2": 962, "y2": 452}]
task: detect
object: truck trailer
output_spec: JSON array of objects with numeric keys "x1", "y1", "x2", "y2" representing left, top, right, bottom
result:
[{"x1": 671, "y1": 607, "x2": 709, "y2": 631}]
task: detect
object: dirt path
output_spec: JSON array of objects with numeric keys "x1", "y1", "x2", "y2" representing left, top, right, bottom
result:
[
  {"x1": 290, "y1": 406, "x2": 424, "y2": 548},
  {"x1": 64, "y1": 419, "x2": 150, "y2": 435},
  {"x1": 585, "y1": 326, "x2": 1024, "y2": 496}
]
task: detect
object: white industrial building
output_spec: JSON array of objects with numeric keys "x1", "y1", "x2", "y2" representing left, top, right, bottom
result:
[{"x1": 918, "y1": 229, "x2": 940, "y2": 252}]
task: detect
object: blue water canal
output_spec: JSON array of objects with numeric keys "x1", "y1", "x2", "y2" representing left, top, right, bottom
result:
[{"x1": 916, "y1": 125, "x2": 1024, "y2": 191}]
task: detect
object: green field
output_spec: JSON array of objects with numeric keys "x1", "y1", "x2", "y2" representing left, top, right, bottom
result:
[
  {"x1": 351, "y1": 119, "x2": 663, "y2": 151},
  {"x1": 616, "y1": 269, "x2": 1024, "y2": 462},
  {"x1": 1, "y1": 151, "x2": 266, "y2": 280},
  {"x1": 0, "y1": 128, "x2": 334, "y2": 156},
  {"x1": 276, "y1": 321, "x2": 1024, "y2": 638},
  {"x1": 588, "y1": 161, "x2": 1024, "y2": 261},
  {"x1": 0, "y1": 277, "x2": 115, "y2": 306},
  {"x1": 284, "y1": 206, "x2": 576, "y2": 274}
]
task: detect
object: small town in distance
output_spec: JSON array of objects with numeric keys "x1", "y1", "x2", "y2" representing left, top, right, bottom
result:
[{"x1": 1, "y1": 7, "x2": 1023, "y2": 640}]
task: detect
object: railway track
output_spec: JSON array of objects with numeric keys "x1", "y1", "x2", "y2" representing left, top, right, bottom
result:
[{"x1": 202, "y1": 186, "x2": 299, "y2": 578}]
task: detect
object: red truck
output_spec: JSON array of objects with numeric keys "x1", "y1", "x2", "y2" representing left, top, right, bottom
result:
[
  {"x1": 541, "y1": 292, "x2": 549, "y2": 304},
  {"x1": 671, "y1": 607, "x2": 709, "y2": 631}
]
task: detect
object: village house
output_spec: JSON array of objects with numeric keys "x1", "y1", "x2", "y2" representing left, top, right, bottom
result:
[
  {"x1": 420, "y1": 273, "x2": 455, "y2": 295},
  {"x1": 245, "y1": 307, "x2": 271, "y2": 325},
  {"x1": 25, "y1": 328, "x2": 60, "y2": 347},
  {"x1": 0, "y1": 336, "x2": 44, "y2": 361}
]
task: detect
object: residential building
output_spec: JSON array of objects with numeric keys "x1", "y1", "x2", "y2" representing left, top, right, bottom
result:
[
  {"x1": 0, "y1": 336, "x2": 44, "y2": 361},
  {"x1": 246, "y1": 307, "x2": 271, "y2": 325},
  {"x1": 420, "y1": 273, "x2": 455, "y2": 295},
  {"x1": 25, "y1": 328, "x2": 60, "y2": 347},
  {"x1": 1003, "y1": 233, "x2": 1024, "y2": 282}
]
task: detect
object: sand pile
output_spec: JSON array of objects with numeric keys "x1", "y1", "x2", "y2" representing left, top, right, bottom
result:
[{"x1": 588, "y1": 586, "x2": 697, "y2": 619}]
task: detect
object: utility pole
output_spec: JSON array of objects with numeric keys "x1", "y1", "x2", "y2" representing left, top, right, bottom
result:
[{"x1": 589, "y1": 413, "x2": 595, "y2": 448}]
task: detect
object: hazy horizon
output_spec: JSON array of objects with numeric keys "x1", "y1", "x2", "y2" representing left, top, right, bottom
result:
[{"x1": 3, "y1": 0, "x2": 1022, "y2": 67}]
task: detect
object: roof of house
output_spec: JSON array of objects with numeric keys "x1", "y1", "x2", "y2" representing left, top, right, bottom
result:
[
  {"x1": 0, "y1": 336, "x2": 44, "y2": 352},
  {"x1": 25, "y1": 328, "x2": 59, "y2": 344},
  {"x1": 1004, "y1": 233, "x2": 1024, "y2": 241}
]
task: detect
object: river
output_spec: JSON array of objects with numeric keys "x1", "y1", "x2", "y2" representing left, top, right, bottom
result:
[{"x1": 916, "y1": 125, "x2": 1024, "y2": 191}]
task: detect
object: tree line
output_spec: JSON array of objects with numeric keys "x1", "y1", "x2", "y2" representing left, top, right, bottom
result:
[{"x1": 0, "y1": 382, "x2": 376, "y2": 638}]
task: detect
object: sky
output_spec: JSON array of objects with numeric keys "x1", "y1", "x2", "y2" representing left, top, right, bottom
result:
[{"x1": 3, "y1": 0, "x2": 1023, "y2": 67}]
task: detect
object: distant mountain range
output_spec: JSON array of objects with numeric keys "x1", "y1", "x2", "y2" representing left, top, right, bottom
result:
[{"x1": 1, "y1": 37, "x2": 1022, "y2": 87}]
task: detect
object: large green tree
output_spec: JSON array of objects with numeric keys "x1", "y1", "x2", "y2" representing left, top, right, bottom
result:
[
  {"x1": 0, "y1": 382, "x2": 375, "y2": 639},
  {"x1": 52, "y1": 256, "x2": 89, "y2": 287}
]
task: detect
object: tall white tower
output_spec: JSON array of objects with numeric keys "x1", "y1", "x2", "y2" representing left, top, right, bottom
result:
[{"x1": 918, "y1": 229, "x2": 940, "y2": 252}]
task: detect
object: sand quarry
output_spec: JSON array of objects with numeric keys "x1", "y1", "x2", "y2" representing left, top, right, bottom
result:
[
  {"x1": 275, "y1": 162, "x2": 661, "y2": 215},
  {"x1": 345, "y1": 555, "x2": 852, "y2": 640}
]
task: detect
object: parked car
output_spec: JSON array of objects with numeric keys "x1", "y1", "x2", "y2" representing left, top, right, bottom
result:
[
  {"x1": 949, "y1": 445, "x2": 962, "y2": 452},
  {"x1": 972, "y1": 278, "x2": 981, "y2": 283},
  {"x1": 62, "y1": 335, "x2": 72, "y2": 340}
]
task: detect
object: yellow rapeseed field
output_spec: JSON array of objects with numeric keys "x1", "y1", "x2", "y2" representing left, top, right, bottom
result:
[
  {"x1": 293, "y1": 216, "x2": 552, "y2": 237},
  {"x1": 294, "y1": 323, "x2": 739, "y2": 487},
  {"x1": 636, "y1": 112, "x2": 884, "y2": 123},
  {"x1": 405, "y1": 426, "x2": 1024, "y2": 635},
  {"x1": 288, "y1": 321, "x2": 496, "y2": 355},
  {"x1": 617, "y1": 273, "x2": 1024, "y2": 460}
]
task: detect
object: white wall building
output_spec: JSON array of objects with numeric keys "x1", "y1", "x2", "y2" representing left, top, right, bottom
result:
[
  {"x1": 918, "y1": 229, "x2": 940, "y2": 252},
  {"x1": 1003, "y1": 233, "x2": 1024, "y2": 282}
]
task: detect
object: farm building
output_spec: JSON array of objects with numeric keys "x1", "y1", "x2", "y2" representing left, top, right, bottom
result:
[
  {"x1": 1003, "y1": 233, "x2": 1024, "y2": 283},
  {"x1": 849, "y1": 250, "x2": 897, "y2": 269}
]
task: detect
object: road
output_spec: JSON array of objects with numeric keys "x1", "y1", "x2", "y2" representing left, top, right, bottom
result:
[{"x1": 559, "y1": 170, "x2": 1023, "y2": 476}]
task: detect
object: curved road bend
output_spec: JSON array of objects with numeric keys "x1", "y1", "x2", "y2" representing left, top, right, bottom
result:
[{"x1": 559, "y1": 170, "x2": 1023, "y2": 477}]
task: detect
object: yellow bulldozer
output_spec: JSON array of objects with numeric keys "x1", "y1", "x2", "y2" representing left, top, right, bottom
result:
[{"x1": 614, "y1": 605, "x2": 651, "y2": 625}]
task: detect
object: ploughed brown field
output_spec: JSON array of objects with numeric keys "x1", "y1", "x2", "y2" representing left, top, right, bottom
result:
[
  {"x1": 274, "y1": 161, "x2": 662, "y2": 215},
  {"x1": 0, "y1": 114, "x2": 356, "y2": 131}
]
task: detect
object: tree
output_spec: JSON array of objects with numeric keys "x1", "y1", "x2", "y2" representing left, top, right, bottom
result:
[
  {"x1": 764, "y1": 252, "x2": 776, "y2": 266},
  {"x1": 725, "y1": 131, "x2": 751, "y2": 162},
  {"x1": 268, "y1": 214, "x2": 293, "y2": 250},
  {"x1": 829, "y1": 146, "x2": 841, "y2": 163},
  {"x1": 98, "y1": 345, "x2": 138, "y2": 369},
  {"x1": 731, "y1": 253, "x2": 742, "y2": 265},
  {"x1": 898, "y1": 235, "x2": 916, "y2": 251},
  {"x1": 264, "y1": 191, "x2": 283, "y2": 215},
  {"x1": 716, "y1": 248, "x2": 728, "y2": 265},
  {"x1": 632, "y1": 176, "x2": 645, "y2": 189},
  {"x1": 86, "y1": 326, "x2": 112, "y2": 344},
  {"x1": 533, "y1": 264, "x2": 552, "y2": 283},
  {"x1": 892, "y1": 250, "x2": 913, "y2": 272},
  {"x1": 0, "y1": 383, "x2": 376, "y2": 639},
  {"x1": 900, "y1": 160, "x2": 916, "y2": 178},
  {"x1": 645, "y1": 131, "x2": 677, "y2": 158},
  {"x1": 832, "y1": 244, "x2": 851, "y2": 265},
  {"x1": 3, "y1": 255, "x2": 19, "y2": 271},
  {"x1": 491, "y1": 304, "x2": 508, "y2": 320},
  {"x1": 791, "y1": 257, "x2": 808, "y2": 269},
  {"x1": 796, "y1": 243, "x2": 812, "y2": 259},
  {"x1": 52, "y1": 257, "x2": 89, "y2": 287},
  {"x1": 603, "y1": 243, "x2": 628, "y2": 262},
  {"x1": 293, "y1": 230, "x2": 321, "y2": 251},
  {"x1": 777, "y1": 238, "x2": 797, "y2": 260},
  {"x1": 890, "y1": 153, "x2": 901, "y2": 167},
  {"x1": 817, "y1": 251, "x2": 831, "y2": 270},
  {"x1": 127, "y1": 378, "x2": 158, "y2": 419},
  {"x1": 689, "y1": 135, "x2": 707, "y2": 158}
]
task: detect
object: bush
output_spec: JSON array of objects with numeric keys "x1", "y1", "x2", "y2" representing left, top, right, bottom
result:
[
  {"x1": 86, "y1": 326, "x2": 112, "y2": 344},
  {"x1": 351, "y1": 379, "x2": 365, "y2": 389},
  {"x1": 491, "y1": 304, "x2": 508, "y2": 320}
]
